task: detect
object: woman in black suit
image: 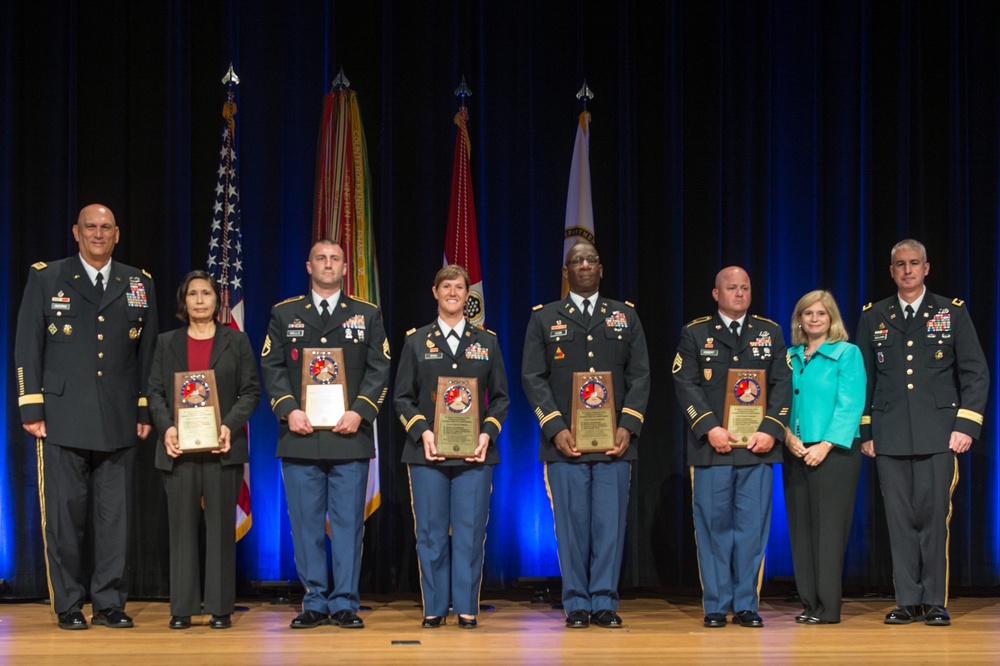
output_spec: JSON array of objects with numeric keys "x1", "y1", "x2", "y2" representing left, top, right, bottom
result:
[
  {"x1": 393, "y1": 264, "x2": 509, "y2": 628},
  {"x1": 147, "y1": 270, "x2": 260, "y2": 629}
]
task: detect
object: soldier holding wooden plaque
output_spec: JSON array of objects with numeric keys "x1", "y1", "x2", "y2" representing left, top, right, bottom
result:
[
  {"x1": 394, "y1": 265, "x2": 509, "y2": 628},
  {"x1": 521, "y1": 241, "x2": 650, "y2": 630},
  {"x1": 672, "y1": 266, "x2": 791, "y2": 629}
]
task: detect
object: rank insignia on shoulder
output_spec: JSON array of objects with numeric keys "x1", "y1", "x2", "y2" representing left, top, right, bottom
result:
[
  {"x1": 532, "y1": 304, "x2": 543, "y2": 311},
  {"x1": 686, "y1": 316, "x2": 711, "y2": 327},
  {"x1": 142, "y1": 269, "x2": 152, "y2": 279},
  {"x1": 952, "y1": 298, "x2": 965, "y2": 307},
  {"x1": 862, "y1": 302, "x2": 873, "y2": 311},
  {"x1": 406, "y1": 328, "x2": 417, "y2": 336},
  {"x1": 672, "y1": 352, "x2": 682, "y2": 373},
  {"x1": 32, "y1": 261, "x2": 47, "y2": 271},
  {"x1": 625, "y1": 300, "x2": 635, "y2": 308}
]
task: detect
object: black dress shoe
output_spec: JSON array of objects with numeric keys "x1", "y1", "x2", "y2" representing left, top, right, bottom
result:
[
  {"x1": 57, "y1": 610, "x2": 88, "y2": 630},
  {"x1": 884, "y1": 605, "x2": 923, "y2": 625},
  {"x1": 92, "y1": 608, "x2": 134, "y2": 628},
  {"x1": 733, "y1": 610, "x2": 763, "y2": 627},
  {"x1": 924, "y1": 605, "x2": 951, "y2": 626},
  {"x1": 801, "y1": 616, "x2": 836, "y2": 624},
  {"x1": 565, "y1": 609, "x2": 590, "y2": 628},
  {"x1": 330, "y1": 609, "x2": 365, "y2": 628},
  {"x1": 703, "y1": 612, "x2": 727, "y2": 627},
  {"x1": 591, "y1": 610, "x2": 623, "y2": 628},
  {"x1": 421, "y1": 616, "x2": 445, "y2": 628},
  {"x1": 794, "y1": 614, "x2": 812, "y2": 624},
  {"x1": 169, "y1": 615, "x2": 191, "y2": 629},
  {"x1": 210, "y1": 614, "x2": 232, "y2": 629},
  {"x1": 458, "y1": 616, "x2": 477, "y2": 629},
  {"x1": 290, "y1": 610, "x2": 328, "y2": 629}
]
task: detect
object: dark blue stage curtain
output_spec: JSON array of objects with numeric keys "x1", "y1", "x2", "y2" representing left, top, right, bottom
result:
[{"x1": 2, "y1": 0, "x2": 998, "y2": 599}]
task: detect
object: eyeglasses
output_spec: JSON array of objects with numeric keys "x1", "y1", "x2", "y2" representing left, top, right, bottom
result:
[{"x1": 566, "y1": 255, "x2": 600, "y2": 266}]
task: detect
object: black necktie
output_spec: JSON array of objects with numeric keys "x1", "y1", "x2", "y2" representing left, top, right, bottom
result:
[
  {"x1": 95, "y1": 273, "x2": 105, "y2": 299},
  {"x1": 904, "y1": 304, "x2": 914, "y2": 322},
  {"x1": 582, "y1": 299, "x2": 591, "y2": 320},
  {"x1": 730, "y1": 320, "x2": 740, "y2": 343},
  {"x1": 447, "y1": 329, "x2": 460, "y2": 353},
  {"x1": 320, "y1": 299, "x2": 330, "y2": 324}
]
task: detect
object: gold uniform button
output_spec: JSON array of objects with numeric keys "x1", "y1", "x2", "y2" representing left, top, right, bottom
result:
[
  {"x1": 733, "y1": 356, "x2": 739, "y2": 361},
  {"x1": 906, "y1": 355, "x2": 913, "y2": 361},
  {"x1": 320, "y1": 337, "x2": 328, "y2": 343},
  {"x1": 97, "y1": 334, "x2": 104, "y2": 341},
  {"x1": 906, "y1": 368, "x2": 913, "y2": 375},
  {"x1": 97, "y1": 371, "x2": 103, "y2": 377},
  {"x1": 56, "y1": 311, "x2": 62, "y2": 317},
  {"x1": 452, "y1": 363, "x2": 458, "y2": 369},
  {"x1": 588, "y1": 351, "x2": 594, "y2": 358},
  {"x1": 587, "y1": 335, "x2": 593, "y2": 341},
  {"x1": 907, "y1": 383, "x2": 914, "y2": 390},
  {"x1": 98, "y1": 352, "x2": 104, "y2": 359},
  {"x1": 589, "y1": 367, "x2": 595, "y2": 372},
  {"x1": 98, "y1": 315, "x2": 105, "y2": 322},
  {"x1": 907, "y1": 340, "x2": 914, "y2": 347}
]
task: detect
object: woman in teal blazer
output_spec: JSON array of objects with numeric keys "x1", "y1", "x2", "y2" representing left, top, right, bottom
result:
[{"x1": 782, "y1": 290, "x2": 866, "y2": 624}]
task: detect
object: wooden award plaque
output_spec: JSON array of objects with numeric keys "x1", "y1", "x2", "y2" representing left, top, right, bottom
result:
[
  {"x1": 300, "y1": 348, "x2": 349, "y2": 429},
  {"x1": 173, "y1": 369, "x2": 222, "y2": 452},
  {"x1": 723, "y1": 369, "x2": 767, "y2": 447},
  {"x1": 433, "y1": 376, "x2": 480, "y2": 459},
  {"x1": 571, "y1": 371, "x2": 617, "y2": 452}
]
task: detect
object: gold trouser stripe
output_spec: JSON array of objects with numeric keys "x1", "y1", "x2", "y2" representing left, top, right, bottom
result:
[
  {"x1": 621, "y1": 407, "x2": 644, "y2": 423},
  {"x1": 18, "y1": 394, "x2": 43, "y2": 406},
  {"x1": 944, "y1": 455, "x2": 959, "y2": 607},
  {"x1": 542, "y1": 463, "x2": 563, "y2": 582},
  {"x1": 690, "y1": 411, "x2": 713, "y2": 430},
  {"x1": 406, "y1": 465, "x2": 427, "y2": 614},
  {"x1": 484, "y1": 417, "x2": 502, "y2": 434},
  {"x1": 956, "y1": 408, "x2": 983, "y2": 425},
  {"x1": 358, "y1": 395, "x2": 379, "y2": 413},
  {"x1": 36, "y1": 439, "x2": 57, "y2": 615},
  {"x1": 689, "y1": 466, "x2": 707, "y2": 611}
]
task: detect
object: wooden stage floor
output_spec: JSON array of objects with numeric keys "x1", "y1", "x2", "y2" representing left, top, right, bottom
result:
[{"x1": 2, "y1": 595, "x2": 999, "y2": 664}]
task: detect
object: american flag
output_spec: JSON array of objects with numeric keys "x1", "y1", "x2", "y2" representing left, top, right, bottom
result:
[{"x1": 208, "y1": 86, "x2": 252, "y2": 541}]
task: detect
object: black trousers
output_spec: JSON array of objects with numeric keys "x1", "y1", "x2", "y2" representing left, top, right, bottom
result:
[
  {"x1": 875, "y1": 452, "x2": 956, "y2": 607},
  {"x1": 783, "y1": 441, "x2": 862, "y2": 622},
  {"x1": 162, "y1": 457, "x2": 242, "y2": 616},
  {"x1": 39, "y1": 442, "x2": 135, "y2": 614}
]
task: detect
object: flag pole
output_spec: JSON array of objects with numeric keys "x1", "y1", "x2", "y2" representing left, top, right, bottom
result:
[{"x1": 561, "y1": 79, "x2": 597, "y2": 297}]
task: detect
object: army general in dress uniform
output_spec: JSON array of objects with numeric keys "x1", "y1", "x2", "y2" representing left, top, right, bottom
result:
[
  {"x1": 672, "y1": 266, "x2": 791, "y2": 629},
  {"x1": 521, "y1": 241, "x2": 650, "y2": 630},
  {"x1": 260, "y1": 239, "x2": 391, "y2": 630},
  {"x1": 857, "y1": 239, "x2": 989, "y2": 627},
  {"x1": 15, "y1": 204, "x2": 158, "y2": 630}
]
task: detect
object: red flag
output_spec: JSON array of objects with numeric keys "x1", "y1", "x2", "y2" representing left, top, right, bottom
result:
[{"x1": 444, "y1": 107, "x2": 485, "y2": 327}]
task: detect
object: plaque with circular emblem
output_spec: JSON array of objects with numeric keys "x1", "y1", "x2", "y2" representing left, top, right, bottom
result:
[
  {"x1": 173, "y1": 369, "x2": 221, "y2": 451},
  {"x1": 433, "y1": 376, "x2": 480, "y2": 458},
  {"x1": 571, "y1": 371, "x2": 617, "y2": 451},
  {"x1": 723, "y1": 369, "x2": 768, "y2": 447},
  {"x1": 300, "y1": 348, "x2": 348, "y2": 429}
]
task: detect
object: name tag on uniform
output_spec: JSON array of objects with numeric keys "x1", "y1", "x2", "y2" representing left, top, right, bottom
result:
[
  {"x1": 699, "y1": 349, "x2": 719, "y2": 357},
  {"x1": 287, "y1": 329, "x2": 304, "y2": 338},
  {"x1": 425, "y1": 352, "x2": 444, "y2": 360}
]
